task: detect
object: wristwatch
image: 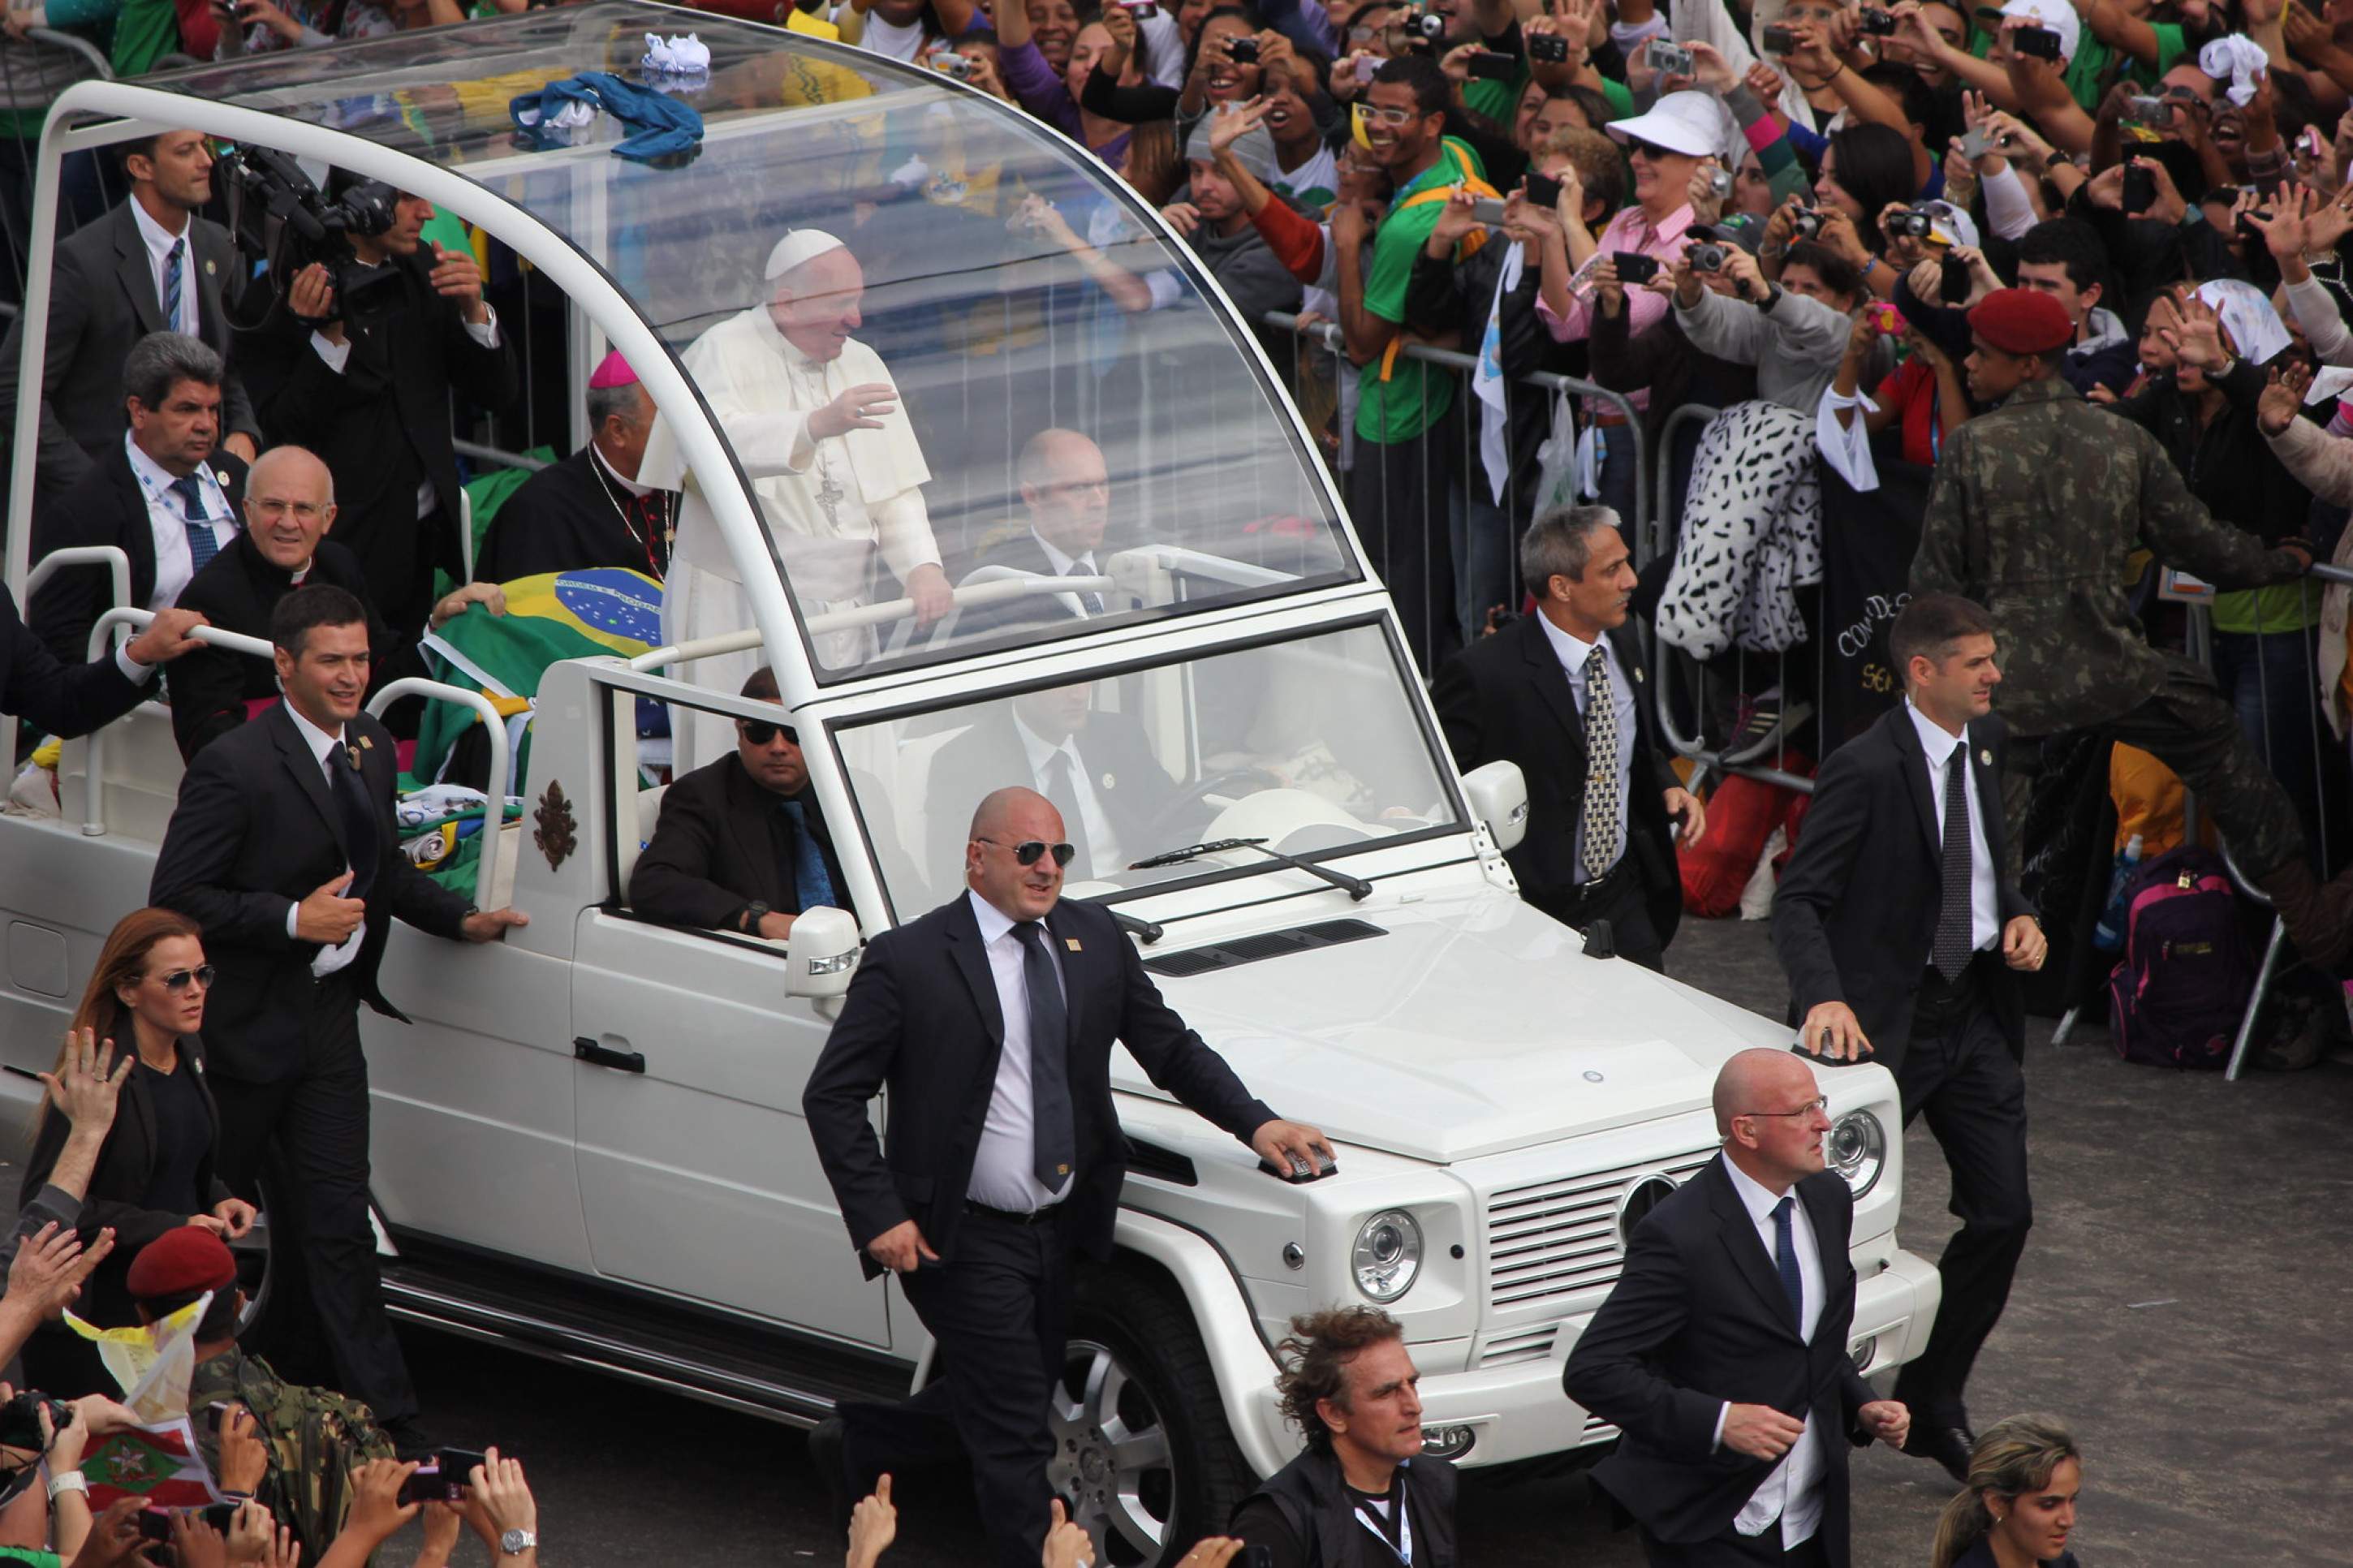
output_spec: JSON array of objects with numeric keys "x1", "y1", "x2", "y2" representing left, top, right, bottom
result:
[
  {"x1": 740, "y1": 900, "x2": 771, "y2": 934},
  {"x1": 499, "y1": 1528, "x2": 537, "y2": 1557}
]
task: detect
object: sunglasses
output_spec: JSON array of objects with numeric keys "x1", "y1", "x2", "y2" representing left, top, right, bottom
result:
[
  {"x1": 1626, "y1": 138, "x2": 1676, "y2": 160},
  {"x1": 153, "y1": 965, "x2": 216, "y2": 991},
  {"x1": 978, "y1": 837, "x2": 1077, "y2": 867},
  {"x1": 738, "y1": 720, "x2": 798, "y2": 747}
]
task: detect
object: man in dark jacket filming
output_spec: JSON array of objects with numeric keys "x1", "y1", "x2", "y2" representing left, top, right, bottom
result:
[{"x1": 1230, "y1": 1305, "x2": 1459, "y2": 1567}]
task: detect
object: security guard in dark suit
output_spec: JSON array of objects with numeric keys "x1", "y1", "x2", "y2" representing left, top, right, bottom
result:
[
  {"x1": 1771, "y1": 592, "x2": 2046, "y2": 1487},
  {"x1": 1432, "y1": 506, "x2": 1706, "y2": 971}
]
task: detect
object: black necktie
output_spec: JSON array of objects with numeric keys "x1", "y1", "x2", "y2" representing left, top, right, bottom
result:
[
  {"x1": 1066, "y1": 561, "x2": 1105, "y2": 616},
  {"x1": 1933, "y1": 745, "x2": 1973, "y2": 981},
  {"x1": 1040, "y1": 750, "x2": 1092, "y2": 881},
  {"x1": 1011, "y1": 923, "x2": 1075, "y2": 1191},
  {"x1": 1771, "y1": 1195, "x2": 1804, "y2": 1325},
  {"x1": 328, "y1": 744, "x2": 379, "y2": 907}
]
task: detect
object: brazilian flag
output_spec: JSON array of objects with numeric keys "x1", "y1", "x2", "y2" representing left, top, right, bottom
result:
[{"x1": 412, "y1": 566, "x2": 664, "y2": 792}]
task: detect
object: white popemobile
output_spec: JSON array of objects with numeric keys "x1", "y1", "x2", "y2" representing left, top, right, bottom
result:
[{"x1": 0, "y1": 9, "x2": 1938, "y2": 1562}]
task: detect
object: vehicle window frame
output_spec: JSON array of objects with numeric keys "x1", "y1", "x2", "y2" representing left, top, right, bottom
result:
[{"x1": 824, "y1": 610, "x2": 1472, "y2": 925}]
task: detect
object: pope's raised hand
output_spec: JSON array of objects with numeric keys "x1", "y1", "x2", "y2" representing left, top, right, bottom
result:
[{"x1": 811, "y1": 383, "x2": 898, "y2": 442}]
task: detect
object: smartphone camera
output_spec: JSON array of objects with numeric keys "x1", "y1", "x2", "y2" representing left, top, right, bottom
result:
[
  {"x1": 1523, "y1": 170, "x2": 1564, "y2": 209},
  {"x1": 1959, "y1": 127, "x2": 1993, "y2": 160},
  {"x1": 1528, "y1": 30, "x2": 1568, "y2": 61},
  {"x1": 1468, "y1": 196, "x2": 1510, "y2": 225},
  {"x1": 1226, "y1": 35, "x2": 1259, "y2": 61},
  {"x1": 2121, "y1": 162, "x2": 2156, "y2": 215},
  {"x1": 2125, "y1": 93, "x2": 2166, "y2": 123},
  {"x1": 1613, "y1": 250, "x2": 1660, "y2": 284},
  {"x1": 2014, "y1": 24, "x2": 2062, "y2": 59},
  {"x1": 1466, "y1": 47, "x2": 1518, "y2": 78},
  {"x1": 1760, "y1": 22, "x2": 1796, "y2": 52},
  {"x1": 1858, "y1": 7, "x2": 1897, "y2": 32}
]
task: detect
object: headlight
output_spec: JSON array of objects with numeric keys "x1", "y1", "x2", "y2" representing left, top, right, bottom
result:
[
  {"x1": 1825, "y1": 1109, "x2": 1886, "y2": 1200},
  {"x1": 1351, "y1": 1209, "x2": 1422, "y2": 1303}
]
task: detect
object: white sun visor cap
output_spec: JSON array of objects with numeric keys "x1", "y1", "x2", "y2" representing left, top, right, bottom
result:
[
  {"x1": 1919, "y1": 199, "x2": 1980, "y2": 249},
  {"x1": 1605, "y1": 91, "x2": 1724, "y2": 157},
  {"x1": 1995, "y1": 0, "x2": 2079, "y2": 63}
]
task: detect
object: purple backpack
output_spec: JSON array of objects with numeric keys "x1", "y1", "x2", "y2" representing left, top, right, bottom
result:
[{"x1": 2104, "y1": 846, "x2": 2253, "y2": 1069}]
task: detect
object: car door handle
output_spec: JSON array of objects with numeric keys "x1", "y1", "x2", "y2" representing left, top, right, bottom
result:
[{"x1": 574, "y1": 1036, "x2": 645, "y2": 1074}]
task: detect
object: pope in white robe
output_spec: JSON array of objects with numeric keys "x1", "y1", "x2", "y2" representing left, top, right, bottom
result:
[{"x1": 640, "y1": 228, "x2": 952, "y2": 765}]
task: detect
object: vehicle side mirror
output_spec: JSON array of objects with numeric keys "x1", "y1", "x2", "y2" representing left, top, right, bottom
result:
[
  {"x1": 1461, "y1": 760, "x2": 1529, "y2": 854},
  {"x1": 785, "y1": 906, "x2": 861, "y2": 999}
]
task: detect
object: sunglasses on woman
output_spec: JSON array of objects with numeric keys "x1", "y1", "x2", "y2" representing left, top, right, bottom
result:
[
  {"x1": 152, "y1": 965, "x2": 217, "y2": 991},
  {"x1": 977, "y1": 837, "x2": 1077, "y2": 867}
]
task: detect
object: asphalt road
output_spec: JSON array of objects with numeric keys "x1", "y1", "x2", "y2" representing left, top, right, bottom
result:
[{"x1": 311, "y1": 917, "x2": 2353, "y2": 1565}]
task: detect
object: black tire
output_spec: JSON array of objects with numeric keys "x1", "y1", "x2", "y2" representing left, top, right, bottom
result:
[{"x1": 1055, "y1": 1261, "x2": 1253, "y2": 1567}]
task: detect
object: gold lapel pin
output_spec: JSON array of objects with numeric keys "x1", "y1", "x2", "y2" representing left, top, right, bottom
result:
[
  {"x1": 1979, "y1": 748, "x2": 1993, "y2": 766},
  {"x1": 204, "y1": 259, "x2": 216, "y2": 275},
  {"x1": 359, "y1": 735, "x2": 375, "y2": 751},
  {"x1": 1065, "y1": 937, "x2": 1082, "y2": 952}
]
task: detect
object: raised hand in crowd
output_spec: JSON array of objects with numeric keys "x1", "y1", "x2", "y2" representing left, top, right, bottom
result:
[
  {"x1": 67, "y1": 1497, "x2": 150, "y2": 1568},
  {"x1": 6, "y1": 1221, "x2": 114, "y2": 1323},
  {"x1": 171, "y1": 1506, "x2": 233, "y2": 1568},
  {"x1": 316, "y1": 1459, "x2": 420, "y2": 1568},
  {"x1": 1589, "y1": 255, "x2": 1626, "y2": 321},
  {"x1": 426, "y1": 243, "x2": 488, "y2": 327},
  {"x1": 1878, "y1": 202, "x2": 1934, "y2": 270},
  {"x1": 1427, "y1": 189, "x2": 1487, "y2": 254},
  {"x1": 2153, "y1": 291, "x2": 2230, "y2": 373},
  {"x1": 1041, "y1": 1498, "x2": 1094, "y2": 1568},
  {"x1": 217, "y1": 1405, "x2": 271, "y2": 1498},
  {"x1": 412, "y1": 1500, "x2": 463, "y2": 1568},
  {"x1": 1687, "y1": 157, "x2": 1728, "y2": 228},
  {"x1": 1743, "y1": 58, "x2": 1786, "y2": 105},
  {"x1": 2258, "y1": 360, "x2": 2316, "y2": 435},
  {"x1": 225, "y1": 1501, "x2": 282, "y2": 1568},
  {"x1": 1683, "y1": 38, "x2": 1736, "y2": 96},
  {"x1": 41, "y1": 1027, "x2": 131, "y2": 1143},
  {"x1": 847, "y1": 1473, "x2": 895, "y2": 1568},
  {"x1": 45, "y1": 1393, "x2": 143, "y2": 1558},
  {"x1": 470, "y1": 1446, "x2": 537, "y2": 1566}
]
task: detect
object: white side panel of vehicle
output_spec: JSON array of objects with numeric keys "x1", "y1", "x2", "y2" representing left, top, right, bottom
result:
[
  {"x1": 1111, "y1": 1208, "x2": 1291, "y2": 1480},
  {"x1": 569, "y1": 908, "x2": 892, "y2": 1349}
]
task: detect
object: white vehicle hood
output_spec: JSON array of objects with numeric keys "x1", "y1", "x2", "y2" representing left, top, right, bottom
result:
[{"x1": 1111, "y1": 890, "x2": 1790, "y2": 1162}]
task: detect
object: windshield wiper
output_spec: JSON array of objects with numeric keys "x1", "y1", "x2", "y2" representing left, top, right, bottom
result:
[
  {"x1": 1067, "y1": 889, "x2": 1164, "y2": 944},
  {"x1": 1127, "y1": 837, "x2": 1373, "y2": 901}
]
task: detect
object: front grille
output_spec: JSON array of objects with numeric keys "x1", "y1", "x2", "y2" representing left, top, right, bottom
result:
[
  {"x1": 1485, "y1": 1145, "x2": 1717, "y2": 1311},
  {"x1": 1475, "y1": 1324, "x2": 1558, "y2": 1368}
]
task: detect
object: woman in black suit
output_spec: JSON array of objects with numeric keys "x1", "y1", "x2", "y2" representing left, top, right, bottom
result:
[
  {"x1": 1930, "y1": 1414, "x2": 2084, "y2": 1568},
  {"x1": 17, "y1": 908, "x2": 254, "y2": 1396}
]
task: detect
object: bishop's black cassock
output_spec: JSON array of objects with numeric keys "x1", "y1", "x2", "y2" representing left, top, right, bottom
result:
[{"x1": 474, "y1": 446, "x2": 675, "y2": 584}]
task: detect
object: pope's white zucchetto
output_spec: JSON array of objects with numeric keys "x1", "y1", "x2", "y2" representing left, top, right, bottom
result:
[{"x1": 765, "y1": 228, "x2": 848, "y2": 282}]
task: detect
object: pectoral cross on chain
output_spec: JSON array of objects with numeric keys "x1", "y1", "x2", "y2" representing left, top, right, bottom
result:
[{"x1": 814, "y1": 472, "x2": 846, "y2": 530}]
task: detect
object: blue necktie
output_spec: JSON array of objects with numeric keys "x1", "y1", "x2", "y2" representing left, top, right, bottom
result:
[
  {"x1": 779, "y1": 798, "x2": 838, "y2": 913},
  {"x1": 170, "y1": 476, "x2": 218, "y2": 572},
  {"x1": 1012, "y1": 921, "x2": 1076, "y2": 1191},
  {"x1": 163, "y1": 236, "x2": 185, "y2": 332},
  {"x1": 1770, "y1": 1195, "x2": 1804, "y2": 1325}
]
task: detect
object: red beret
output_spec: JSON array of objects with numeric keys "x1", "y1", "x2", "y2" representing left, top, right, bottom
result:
[
  {"x1": 1967, "y1": 288, "x2": 2075, "y2": 356},
  {"x1": 125, "y1": 1228, "x2": 237, "y2": 1301}
]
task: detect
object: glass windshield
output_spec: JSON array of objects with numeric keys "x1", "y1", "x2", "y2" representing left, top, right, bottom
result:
[
  {"x1": 831, "y1": 622, "x2": 1461, "y2": 919},
  {"x1": 157, "y1": 6, "x2": 1355, "y2": 683}
]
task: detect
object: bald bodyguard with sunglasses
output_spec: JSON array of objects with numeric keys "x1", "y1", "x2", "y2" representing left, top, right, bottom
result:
[{"x1": 804, "y1": 785, "x2": 1330, "y2": 1568}]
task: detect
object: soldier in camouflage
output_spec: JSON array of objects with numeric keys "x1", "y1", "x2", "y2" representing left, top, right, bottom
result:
[
  {"x1": 127, "y1": 1228, "x2": 396, "y2": 1564},
  {"x1": 1912, "y1": 288, "x2": 2353, "y2": 976}
]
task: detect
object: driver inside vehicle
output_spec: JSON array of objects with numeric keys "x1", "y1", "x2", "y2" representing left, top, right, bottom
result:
[
  {"x1": 923, "y1": 683, "x2": 1185, "y2": 887},
  {"x1": 629, "y1": 665, "x2": 848, "y2": 941}
]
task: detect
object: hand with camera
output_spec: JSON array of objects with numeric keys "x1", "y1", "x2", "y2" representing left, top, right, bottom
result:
[
  {"x1": 1520, "y1": 12, "x2": 1580, "y2": 84},
  {"x1": 316, "y1": 1459, "x2": 419, "y2": 1568},
  {"x1": 2133, "y1": 154, "x2": 2186, "y2": 224},
  {"x1": 216, "y1": 1404, "x2": 270, "y2": 1497},
  {"x1": 427, "y1": 243, "x2": 488, "y2": 327},
  {"x1": 1670, "y1": 244, "x2": 1707, "y2": 308},
  {"x1": 224, "y1": 1501, "x2": 278, "y2": 1568},
  {"x1": 1812, "y1": 207, "x2": 1869, "y2": 269},
  {"x1": 1687, "y1": 157, "x2": 1727, "y2": 226},
  {"x1": 1877, "y1": 201, "x2": 1929, "y2": 267},
  {"x1": 287, "y1": 263, "x2": 343, "y2": 343},
  {"x1": 1589, "y1": 255, "x2": 1625, "y2": 319},
  {"x1": 1842, "y1": 306, "x2": 1883, "y2": 366},
  {"x1": 67, "y1": 1497, "x2": 152, "y2": 1568},
  {"x1": 1719, "y1": 243, "x2": 1768, "y2": 301},
  {"x1": 1743, "y1": 58, "x2": 1786, "y2": 103},
  {"x1": 172, "y1": 1509, "x2": 231, "y2": 1568},
  {"x1": 1099, "y1": 0, "x2": 1137, "y2": 60},
  {"x1": 1951, "y1": 243, "x2": 2002, "y2": 305},
  {"x1": 1683, "y1": 37, "x2": 1735, "y2": 94},
  {"x1": 1429, "y1": 188, "x2": 1485, "y2": 250},
  {"x1": 1779, "y1": 17, "x2": 1838, "y2": 77}
]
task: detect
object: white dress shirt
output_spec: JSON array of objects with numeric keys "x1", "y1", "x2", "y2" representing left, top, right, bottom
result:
[
  {"x1": 1715, "y1": 1152, "x2": 1827, "y2": 1549},
  {"x1": 1030, "y1": 530, "x2": 1102, "y2": 616},
  {"x1": 1905, "y1": 700, "x2": 2000, "y2": 955},
  {"x1": 280, "y1": 704, "x2": 366, "y2": 977},
  {"x1": 128, "y1": 196, "x2": 200, "y2": 338},
  {"x1": 963, "y1": 890, "x2": 1077, "y2": 1213},
  {"x1": 1535, "y1": 611, "x2": 1637, "y2": 882},
  {"x1": 123, "y1": 434, "x2": 236, "y2": 612},
  {"x1": 1014, "y1": 711, "x2": 1122, "y2": 877}
]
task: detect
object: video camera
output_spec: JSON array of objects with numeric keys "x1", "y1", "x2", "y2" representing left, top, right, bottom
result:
[{"x1": 218, "y1": 144, "x2": 407, "y2": 331}]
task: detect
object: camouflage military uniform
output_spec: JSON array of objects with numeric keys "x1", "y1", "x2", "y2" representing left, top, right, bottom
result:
[
  {"x1": 1913, "y1": 375, "x2": 2312, "y2": 877},
  {"x1": 187, "y1": 1345, "x2": 397, "y2": 1563}
]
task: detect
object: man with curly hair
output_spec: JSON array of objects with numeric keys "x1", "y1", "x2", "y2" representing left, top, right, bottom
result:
[{"x1": 1229, "y1": 1305, "x2": 1459, "y2": 1566}]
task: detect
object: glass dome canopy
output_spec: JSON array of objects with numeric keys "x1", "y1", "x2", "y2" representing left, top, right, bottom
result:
[{"x1": 123, "y1": 5, "x2": 1358, "y2": 683}]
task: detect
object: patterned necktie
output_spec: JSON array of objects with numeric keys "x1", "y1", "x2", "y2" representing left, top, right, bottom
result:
[
  {"x1": 779, "y1": 797, "x2": 838, "y2": 913},
  {"x1": 1039, "y1": 749, "x2": 1092, "y2": 882},
  {"x1": 1011, "y1": 922, "x2": 1076, "y2": 1191},
  {"x1": 170, "y1": 476, "x2": 218, "y2": 573},
  {"x1": 163, "y1": 236, "x2": 185, "y2": 333},
  {"x1": 327, "y1": 745, "x2": 379, "y2": 906},
  {"x1": 1933, "y1": 745, "x2": 1974, "y2": 981},
  {"x1": 1581, "y1": 650, "x2": 1623, "y2": 877},
  {"x1": 1066, "y1": 560, "x2": 1105, "y2": 616},
  {"x1": 1771, "y1": 1195, "x2": 1804, "y2": 1325}
]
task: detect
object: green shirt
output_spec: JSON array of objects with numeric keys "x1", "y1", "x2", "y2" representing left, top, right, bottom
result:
[{"x1": 1355, "y1": 136, "x2": 1483, "y2": 444}]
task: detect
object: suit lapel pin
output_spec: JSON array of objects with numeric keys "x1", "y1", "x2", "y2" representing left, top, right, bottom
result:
[
  {"x1": 1065, "y1": 937, "x2": 1082, "y2": 952},
  {"x1": 360, "y1": 735, "x2": 375, "y2": 751},
  {"x1": 1633, "y1": 666, "x2": 1644, "y2": 683},
  {"x1": 1101, "y1": 772, "x2": 1115, "y2": 790},
  {"x1": 1979, "y1": 748, "x2": 1992, "y2": 766},
  {"x1": 213, "y1": 467, "x2": 229, "y2": 486},
  {"x1": 204, "y1": 258, "x2": 216, "y2": 276}
]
